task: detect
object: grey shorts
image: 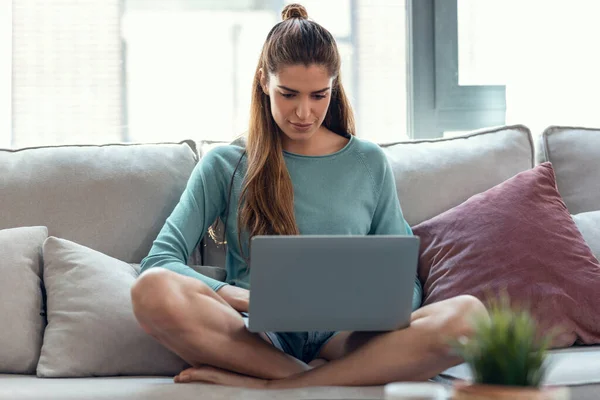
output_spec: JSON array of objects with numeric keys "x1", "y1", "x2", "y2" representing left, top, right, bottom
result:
[{"x1": 241, "y1": 313, "x2": 338, "y2": 363}]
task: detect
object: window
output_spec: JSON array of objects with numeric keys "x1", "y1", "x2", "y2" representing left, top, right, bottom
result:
[
  {"x1": 0, "y1": 1, "x2": 10, "y2": 147},
  {"x1": 409, "y1": 0, "x2": 505, "y2": 139},
  {"x1": 496, "y1": 0, "x2": 600, "y2": 135},
  {"x1": 416, "y1": 0, "x2": 600, "y2": 138},
  {"x1": 9, "y1": 0, "x2": 411, "y2": 148},
  {"x1": 11, "y1": 0, "x2": 122, "y2": 148},
  {"x1": 8, "y1": 1, "x2": 600, "y2": 147},
  {"x1": 122, "y1": 0, "x2": 410, "y2": 144}
]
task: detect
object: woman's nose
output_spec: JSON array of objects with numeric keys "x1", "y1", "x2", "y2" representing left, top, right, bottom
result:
[{"x1": 295, "y1": 98, "x2": 310, "y2": 120}]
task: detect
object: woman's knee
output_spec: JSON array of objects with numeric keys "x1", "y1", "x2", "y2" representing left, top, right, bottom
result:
[
  {"x1": 441, "y1": 295, "x2": 487, "y2": 340},
  {"x1": 416, "y1": 295, "x2": 487, "y2": 356},
  {"x1": 130, "y1": 268, "x2": 210, "y2": 331},
  {"x1": 453, "y1": 295, "x2": 487, "y2": 319}
]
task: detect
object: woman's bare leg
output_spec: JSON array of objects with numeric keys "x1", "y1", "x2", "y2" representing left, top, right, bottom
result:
[
  {"x1": 280, "y1": 295, "x2": 487, "y2": 387},
  {"x1": 130, "y1": 268, "x2": 310, "y2": 380},
  {"x1": 175, "y1": 295, "x2": 487, "y2": 388}
]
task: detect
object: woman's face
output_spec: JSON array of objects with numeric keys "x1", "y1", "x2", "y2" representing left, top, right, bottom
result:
[{"x1": 261, "y1": 64, "x2": 334, "y2": 144}]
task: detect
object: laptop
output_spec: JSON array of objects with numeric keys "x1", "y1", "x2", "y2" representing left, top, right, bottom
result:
[{"x1": 247, "y1": 235, "x2": 419, "y2": 333}]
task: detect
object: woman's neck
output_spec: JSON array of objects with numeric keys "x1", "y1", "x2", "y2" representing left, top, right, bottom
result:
[{"x1": 281, "y1": 127, "x2": 349, "y2": 156}]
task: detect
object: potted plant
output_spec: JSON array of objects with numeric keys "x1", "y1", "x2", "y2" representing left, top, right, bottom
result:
[{"x1": 451, "y1": 296, "x2": 569, "y2": 400}]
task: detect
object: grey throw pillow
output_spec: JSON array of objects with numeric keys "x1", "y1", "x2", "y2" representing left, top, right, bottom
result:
[
  {"x1": 0, "y1": 226, "x2": 47, "y2": 374},
  {"x1": 37, "y1": 237, "x2": 189, "y2": 377},
  {"x1": 573, "y1": 211, "x2": 600, "y2": 260}
]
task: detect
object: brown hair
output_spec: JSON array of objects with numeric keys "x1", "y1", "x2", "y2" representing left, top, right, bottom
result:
[{"x1": 212, "y1": 4, "x2": 356, "y2": 258}]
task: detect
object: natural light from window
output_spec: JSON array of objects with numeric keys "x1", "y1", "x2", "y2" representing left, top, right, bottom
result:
[
  {"x1": 122, "y1": 0, "x2": 408, "y2": 145},
  {"x1": 458, "y1": 0, "x2": 600, "y2": 135},
  {"x1": 9, "y1": 1, "x2": 600, "y2": 148},
  {"x1": 8, "y1": 0, "x2": 408, "y2": 148}
]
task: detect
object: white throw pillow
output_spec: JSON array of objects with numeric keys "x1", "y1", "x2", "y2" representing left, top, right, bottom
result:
[
  {"x1": 37, "y1": 237, "x2": 189, "y2": 377},
  {"x1": 573, "y1": 211, "x2": 600, "y2": 260},
  {"x1": 0, "y1": 226, "x2": 47, "y2": 374}
]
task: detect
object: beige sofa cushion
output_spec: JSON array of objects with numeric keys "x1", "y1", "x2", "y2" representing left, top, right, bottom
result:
[
  {"x1": 537, "y1": 126, "x2": 600, "y2": 214},
  {"x1": 381, "y1": 125, "x2": 534, "y2": 226},
  {"x1": 442, "y1": 346, "x2": 600, "y2": 387},
  {"x1": 573, "y1": 211, "x2": 600, "y2": 260},
  {"x1": 0, "y1": 375, "x2": 385, "y2": 400},
  {"x1": 38, "y1": 237, "x2": 189, "y2": 377},
  {"x1": 0, "y1": 226, "x2": 47, "y2": 374},
  {"x1": 0, "y1": 141, "x2": 198, "y2": 264}
]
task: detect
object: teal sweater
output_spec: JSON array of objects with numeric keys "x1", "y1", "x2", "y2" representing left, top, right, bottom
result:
[{"x1": 140, "y1": 135, "x2": 423, "y2": 311}]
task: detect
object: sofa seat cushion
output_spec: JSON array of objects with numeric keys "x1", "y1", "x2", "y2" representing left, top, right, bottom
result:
[
  {"x1": 1, "y1": 374, "x2": 599, "y2": 400},
  {"x1": 537, "y1": 126, "x2": 600, "y2": 214},
  {"x1": 38, "y1": 237, "x2": 188, "y2": 377},
  {"x1": 0, "y1": 141, "x2": 198, "y2": 264},
  {"x1": 0, "y1": 226, "x2": 48, "y2": 374},
  {"x1": 442, "y1": 345, "x2": 600, "y2": 387},
  {"x1": 0, "y1": 375, "x2": 384, "y2": 400}
]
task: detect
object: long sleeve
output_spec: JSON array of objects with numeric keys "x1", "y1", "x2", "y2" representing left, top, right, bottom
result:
[
  {"x1": 369, "y1": 157, "x2": 423, "y2": 311},
  {"x1": 139, "y1": 150, "x2": 228, "y2": 292}
]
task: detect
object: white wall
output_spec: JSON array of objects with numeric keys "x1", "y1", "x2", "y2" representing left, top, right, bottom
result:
[{"x1": 0, "y1": 0, "x2": 11, "y2": 147}]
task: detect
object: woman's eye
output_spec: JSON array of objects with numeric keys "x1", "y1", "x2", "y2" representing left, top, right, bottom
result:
[{"x1": 279, "y1": 92, "x2": 327, "y2": 100}]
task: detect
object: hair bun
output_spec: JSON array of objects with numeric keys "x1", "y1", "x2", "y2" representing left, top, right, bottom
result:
[{"x1": 281, "y1": 3, "x2": 308, "y2": 21}]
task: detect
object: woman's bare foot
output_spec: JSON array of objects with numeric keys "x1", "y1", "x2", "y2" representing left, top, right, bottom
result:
[
  {"x1": 173, "y1": 359, "x2": 328, "y2": 388},
  {"x1": 174, "y1": 366, "x2": 269, "y2": 388}
]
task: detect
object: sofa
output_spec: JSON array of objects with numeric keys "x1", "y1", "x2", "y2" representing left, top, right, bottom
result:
[{"x1": 1, "y1": 125, "x2": 599, "y2": 400}]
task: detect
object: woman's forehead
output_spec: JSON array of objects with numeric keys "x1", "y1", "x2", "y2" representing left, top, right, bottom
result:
[{"x1": 271, "y1": 64, "x2": 333, "y2": 91}]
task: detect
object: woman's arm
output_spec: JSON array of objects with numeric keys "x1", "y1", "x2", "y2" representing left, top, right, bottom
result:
[
  {"x1": 369, "y1": 157, "x2": 422, "y2": 311},
  {"x1": 139, "y1": 150, "x2": 229, "y2": 292}
]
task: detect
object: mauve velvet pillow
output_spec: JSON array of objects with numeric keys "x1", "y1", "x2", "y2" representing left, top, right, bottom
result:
[{"x1": 413, "y1": 162, "x2": 600, "y2": 348}]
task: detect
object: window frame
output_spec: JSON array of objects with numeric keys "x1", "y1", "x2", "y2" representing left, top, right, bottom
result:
[{"x1": 408, "y1": 0, "x2": 506, "y2": 139}]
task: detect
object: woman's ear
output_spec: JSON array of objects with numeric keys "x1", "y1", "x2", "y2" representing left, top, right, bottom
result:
[{"x1": 259, "y1": 69, "x2": 269, "y2": 96}]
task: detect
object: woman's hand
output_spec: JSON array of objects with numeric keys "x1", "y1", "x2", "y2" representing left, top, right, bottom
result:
[{"x1": 217, "y1": 284, "x2": 250, "y2": 313}]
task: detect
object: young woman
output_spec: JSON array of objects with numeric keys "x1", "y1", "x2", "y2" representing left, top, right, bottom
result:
[{"x1": 131, "y1": 3, "x2": 486, "y2": 389}]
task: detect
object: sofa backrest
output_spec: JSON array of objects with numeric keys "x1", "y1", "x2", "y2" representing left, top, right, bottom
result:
[
  {"x1": 536, "y1": 126, "x2": 600, "y2": 214},
  {"x1": 0, "y1": 141, "x2": 198, "y2": 264},
  {"x1": 382, "y1": 125, "x2": 534, "y2": 226}
]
